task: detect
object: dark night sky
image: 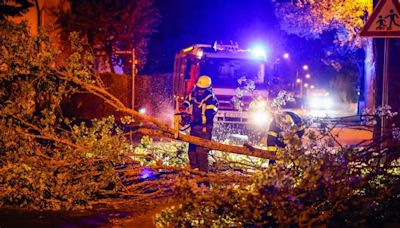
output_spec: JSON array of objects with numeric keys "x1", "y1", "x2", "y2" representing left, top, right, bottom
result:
[
  {"x1": 143, "y1": 0, "x2": 335, "y2": 87},
  {"x1": 144, "y1": 0, "x2": 282, "y2": 72}
]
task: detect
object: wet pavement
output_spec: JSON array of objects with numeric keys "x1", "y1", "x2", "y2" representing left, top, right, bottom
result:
[
  {"x1": 0, "y1": 209, "x2": 131, "y2": 227},
  {"x1": 0, "y1": 198, "x2": 169, "y2": 228}
]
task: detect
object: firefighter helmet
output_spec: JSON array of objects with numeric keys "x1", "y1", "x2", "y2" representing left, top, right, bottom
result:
[{"x1": 196, "y1": 75, "x2": 212, "y2": 88}]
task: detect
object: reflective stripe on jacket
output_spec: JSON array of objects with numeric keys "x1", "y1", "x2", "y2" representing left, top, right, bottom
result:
[
  {"x1": 183, "y1": 87, "x2": 219, "y2": 125},
  {"x1": 267, "y1": 111, "x2": 304, "y2": 148}
]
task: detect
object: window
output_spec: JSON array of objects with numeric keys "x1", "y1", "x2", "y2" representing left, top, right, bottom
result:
[{"x1": 200, "y1": 58, "x2": 265, "y2": 88}]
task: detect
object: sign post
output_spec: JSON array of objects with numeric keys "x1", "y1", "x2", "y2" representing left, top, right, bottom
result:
[{"x1": 360, "y1": 0, "x2": 400, "y2": 144}]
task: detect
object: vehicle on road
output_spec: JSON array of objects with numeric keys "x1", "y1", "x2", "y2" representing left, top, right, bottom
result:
[{"x1": 173, "y1": 42, "x2": 282, "y2": 143}]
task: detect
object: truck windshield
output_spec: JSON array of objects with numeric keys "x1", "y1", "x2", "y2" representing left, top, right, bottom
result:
[{"x1": 199, "y1": 58, "x2": 265, "y2": 88}]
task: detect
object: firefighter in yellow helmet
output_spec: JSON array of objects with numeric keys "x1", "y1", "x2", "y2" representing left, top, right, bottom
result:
[
  {"x1": 180, "y1": 75, "x2": 219, "y2": 172},
  {"x1": 267, "y1": 111, "x2": 305, "y2": 162}
]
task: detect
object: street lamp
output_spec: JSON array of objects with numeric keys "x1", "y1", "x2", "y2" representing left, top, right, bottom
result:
[
  {"x1": 283, "y1": 53, "x2": 289, "y2": 59},
  {"x1": 280, "y1": 54, "x2": 311, "y2": 97},
  {"x1": 296, "y1": 65, "x2": 310, "y2": 98}
]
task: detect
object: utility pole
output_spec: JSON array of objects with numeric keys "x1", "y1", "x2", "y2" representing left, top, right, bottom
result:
[
  {"x1": 115, "y1": 49, "x2": 136, "y2": 110},
  {"x1": 296, "y1": 69, "x2": 303, "y2": 98}
]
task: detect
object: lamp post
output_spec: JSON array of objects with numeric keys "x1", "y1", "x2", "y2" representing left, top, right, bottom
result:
[
  {"x1": 280, "y1": 54, "x2": 311, "y2": 98},
  {"x1": 296, "y1": 64, "x2": 310, "y2": 98}
]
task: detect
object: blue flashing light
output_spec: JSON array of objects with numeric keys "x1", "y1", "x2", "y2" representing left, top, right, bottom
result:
[
  {"x1": 250, "y1": 44, "x2": 268, "y2": 58},
  {"x1": 251, "y1": 47, "x2": 266, "y2": 57},
  {"x1": 141, "y1": 167, "x2": 155, "y2": 179}
]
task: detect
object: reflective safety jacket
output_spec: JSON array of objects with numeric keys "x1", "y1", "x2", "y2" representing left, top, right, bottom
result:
[
  {"x1": 267, "y1": 111, "x2": 305, "y2": 152},
  {"x1": 183, "y1": 87, "x2": 219, "y2": 125}
]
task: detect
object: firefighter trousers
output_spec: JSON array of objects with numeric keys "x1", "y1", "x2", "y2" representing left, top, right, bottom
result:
[{"x1": 188, "y1": 124, "x2": 213, "y2": 172}]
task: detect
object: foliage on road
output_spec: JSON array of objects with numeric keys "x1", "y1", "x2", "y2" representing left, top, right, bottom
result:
[
  {"x1": 156, "y1": 117, "x2": 400, "y2": 227},
  {"x1": 0, "y1": 21, "x2": 126, "y2": 209},
  {"x1": 2, "y1": 20, "x2": 400, "y2": 227},
  {"x1": 0, "y1": 21, "x2": 273, "y2": 210},
  {"x1": 0, "y1": 21, "x2": 177, "y2": 210}
]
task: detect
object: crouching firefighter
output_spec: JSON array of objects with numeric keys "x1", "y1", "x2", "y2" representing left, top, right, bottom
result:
[
  {"x1": 180, "y1": 75, "x2": 219, "y2": 172},
  {"x1": 267, "y1": 111, "x2": 305, "y2": 162}
]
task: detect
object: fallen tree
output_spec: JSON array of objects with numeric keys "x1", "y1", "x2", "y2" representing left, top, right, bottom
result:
[
  {"x1": 2, "y1": 21, "x2": 400, "y2": 227},
  {"x1": 56, "y1": 45, "x2": 276, "y2": 160},
  {"x1": 0, "y1": 20, "x2": 272, "y2": 211}
]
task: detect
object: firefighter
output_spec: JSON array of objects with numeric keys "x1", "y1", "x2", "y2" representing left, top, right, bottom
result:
[
  {"x1": 180, "y1": 75, "x2": 219, "y2": 172},
  {"x1": 267, "y1": 111, "x2": 305, "y2": 153}
]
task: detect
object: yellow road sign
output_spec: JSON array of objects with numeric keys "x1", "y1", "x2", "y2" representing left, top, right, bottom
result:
[{"x1": 360, "y1": 0, "x2": 400, "y2": 38}]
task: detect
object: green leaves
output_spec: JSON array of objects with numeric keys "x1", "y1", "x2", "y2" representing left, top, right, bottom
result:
[
  {"x1": 275, "y1": 0, "x2": 372, "y2": 48},
  {"x1": 0, "y1": 21, "x2": 132, "y2": 210},
  {"x1": 0, "y1": 0, "x2": 34, "y2": 20},
  {"x1": 156, "y1": 112, "x2": 400, "y2": 226}
]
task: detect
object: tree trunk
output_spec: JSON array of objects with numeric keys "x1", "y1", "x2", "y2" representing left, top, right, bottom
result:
[
  {"x1": 136, "y1": 128, "x2": 276, "y2": 160},
  {"x1": 362, "y1": 38, "x2": 375, "y2": 112},
  {"x1": 64, "y1": 75, "x2": 276, "y2": 160}
]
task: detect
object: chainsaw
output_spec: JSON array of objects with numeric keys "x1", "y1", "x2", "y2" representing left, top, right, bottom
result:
[{"x1": 173, "y1": 97, "x2": 192, "y2": 138}]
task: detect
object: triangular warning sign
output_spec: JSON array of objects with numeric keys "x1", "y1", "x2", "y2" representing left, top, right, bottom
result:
[{"x1": 360, "y1": 0, "x2": 400, "y2": 37}]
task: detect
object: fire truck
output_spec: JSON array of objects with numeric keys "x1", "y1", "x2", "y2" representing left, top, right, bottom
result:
[{"x1": 173, "y1": 42, "x2": 275, "y2": 138}]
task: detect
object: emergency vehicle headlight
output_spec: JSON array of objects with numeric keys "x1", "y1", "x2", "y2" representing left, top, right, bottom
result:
[
  {"x1": 196, "y1": 50, "x2": 203, "y2": 59},
  {"x1": 307, "y1": 96, "x2": 334, "y2": 110},
  {"x1": 250, "y1": 110, "x2": 272, "y2": 127},
  {"x1": 253, "y1": 100, "x2": 267, "y2": 109},
  {"x1": 249, "y1": 99, "x2": 268, "y2": 111}
]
